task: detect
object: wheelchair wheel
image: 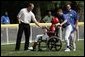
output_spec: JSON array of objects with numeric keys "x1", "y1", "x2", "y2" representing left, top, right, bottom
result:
[
  {"x1": 47, "y1": 36, "x2": 62, "y2": 51},
  {"x1": 37, "y1": 37, "x2": 48, "y2": 51}
]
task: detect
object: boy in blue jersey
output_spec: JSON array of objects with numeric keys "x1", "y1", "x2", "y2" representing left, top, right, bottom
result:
[
  {"x1": 58, "y1": 3, "x2": 79, "y2": 52},
  {"x1": 64, "y1": 4, "x2": 79, "y2": 29},
  {"x1": 1, "y1": 12, "x2": 10, "y2": 24},
  {"x1": 64, "y1": 4, "x2": 79, "y2": 51}
]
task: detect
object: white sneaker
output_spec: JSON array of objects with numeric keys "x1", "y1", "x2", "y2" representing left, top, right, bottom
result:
[
  {"x1": 28, "y1": 47, "x2": 33, "y2": 50},
  {"x1": 65, "y1": 48, "x2": 70, "y2": 52},
  {"x1": 73, "y1": 49, "x2": 76, "y2": 51}
]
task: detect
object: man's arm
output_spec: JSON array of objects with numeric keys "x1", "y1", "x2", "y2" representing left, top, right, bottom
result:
[
  {"x1": 75, "y1": 19, "x2": 78, "y2": 31},
  {"x1": 59, "y1": 19, "x2": 67, "y2": 27},
  {"x1": 60, "y1": 20, "x2": 67, "y2": 26},
  {"x1": 17, "y1": 9, "x2": 23, "y2": 24},
  {"x1": 31, "y1": 13, "x2": 42, "y2": 28},
  {"x1": 34, "y1": 21, "x2": 42, "y2": 28},
  {"x1": 75, "y1": 11, "x2": 79, "y2": 31},
  {"x1": 17, "y1": 16, "x2": 21, "y2": 24}
]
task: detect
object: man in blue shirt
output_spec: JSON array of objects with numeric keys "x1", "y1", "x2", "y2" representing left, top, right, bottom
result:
[
  {"x1": 1, "y1": 12, "x2": 10, "y2": 24},
  {"x1": 64, "y1": 4, "x2": 79, "y2": 51},
  {"x1": 59, "y1": 4, "x2": 79, "y2": 52},
  {"x1": 64, "y1": 4, "x2": 79, "y2": 29}
]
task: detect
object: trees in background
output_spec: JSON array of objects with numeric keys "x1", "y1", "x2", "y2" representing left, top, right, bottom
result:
[{"x1": 1, "y1": 1, "x2": 84, "y2": 23}]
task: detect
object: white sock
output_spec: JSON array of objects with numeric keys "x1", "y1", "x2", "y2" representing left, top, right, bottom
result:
[{"x1": 66, "y1": 40, "x2": 70, "y2": 48}]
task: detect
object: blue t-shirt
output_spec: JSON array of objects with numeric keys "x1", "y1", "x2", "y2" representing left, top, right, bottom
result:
[
  {"x1": 63, "y1": 9, "x2": 79, "y2": 26},
  {"x1": 63, "y1": 9, "x2": 79, "y2": 31},
  {"x1": 1, "y1": 16, "x2": 10, "y2": 24}
]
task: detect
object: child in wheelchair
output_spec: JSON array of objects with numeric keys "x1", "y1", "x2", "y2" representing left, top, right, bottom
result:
[{"x1": 31, "y1": 17, "x2": 60, "y2": 51}]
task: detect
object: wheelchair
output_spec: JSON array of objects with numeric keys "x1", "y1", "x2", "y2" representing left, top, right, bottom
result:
[{"x1": 37, "y1": 27, "x2": 62, "y2": 51}]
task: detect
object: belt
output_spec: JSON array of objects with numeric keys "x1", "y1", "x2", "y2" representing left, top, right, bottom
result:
[{"x1": 20, "y1": 22, "x2": 30, "y2": 25}]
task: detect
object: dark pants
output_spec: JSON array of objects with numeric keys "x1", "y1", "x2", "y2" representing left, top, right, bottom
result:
[
  {"x1": 15, "y1": 22, "x2": 30, "y2": 50},
  {"x1": 55, "y1": 26, "x2": 59, "y2": 37}
]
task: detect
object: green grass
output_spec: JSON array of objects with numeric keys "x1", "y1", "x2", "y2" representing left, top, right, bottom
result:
[{"x1": 1, "y1": 40, "x2": 84, "y2": 56}]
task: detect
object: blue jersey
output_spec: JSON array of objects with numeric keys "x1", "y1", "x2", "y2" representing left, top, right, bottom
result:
[
  {"x1": 1, "y1": 16, "x2": 10, "y2": 24},
  {"x1": 63, "y1": 9, "x2": 79, "y2": 26},
  {"x1": 63, "y1": 9, "x2": 79, "y2": 32}
]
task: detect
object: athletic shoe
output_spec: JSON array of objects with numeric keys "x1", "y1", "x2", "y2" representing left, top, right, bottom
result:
[
  {"x1": 73, "y1": 49, "x2": 76, "y2": 51},
  {"x1": 65, "y1": 48, "x2": 70, "y2": 52},
  {"x1": 28, "y1": 47, "x2": 33, "y2": 50}
]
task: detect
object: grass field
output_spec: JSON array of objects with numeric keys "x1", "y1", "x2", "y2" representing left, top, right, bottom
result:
[{"x1": 1, "y1": 40, "x2": 84, "y2": 56}]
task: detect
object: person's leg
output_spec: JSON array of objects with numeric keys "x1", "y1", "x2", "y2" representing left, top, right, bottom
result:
[
  {"x1": 15, "y1": 24, "x2": 24, "y2": 51},
  {"x1": 24, "y1": 24, "x2": 30, "y2": 50},
  {"x1": 32, "y1": 34, "x2": 43, "y2": 50},
  {"x1": 65, "y1": 25, "x2": 73, "y2": 51},
  {"x1": 70, "y1": 31, "x2": 76, "y2": 51},
  {"x1": 55, "y1": 26, "x2": 59, "y2": 37},
  {"x1": 69, "y1": 35, "x2": 73, "y2": 50}
]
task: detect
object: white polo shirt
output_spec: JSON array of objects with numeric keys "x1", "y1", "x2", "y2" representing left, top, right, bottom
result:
[{"x1": 17, "y1": 8, "x2": 37, "y2": 24}]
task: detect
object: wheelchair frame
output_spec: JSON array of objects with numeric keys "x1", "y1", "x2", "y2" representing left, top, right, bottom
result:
[{"x1": 37, "y1": 26, "x2": 62, "y2": 51}]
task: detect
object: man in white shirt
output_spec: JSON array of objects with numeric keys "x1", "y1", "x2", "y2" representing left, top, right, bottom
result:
[{"x1": 15, "y1": 3, "x2": 41, "y2": 51}]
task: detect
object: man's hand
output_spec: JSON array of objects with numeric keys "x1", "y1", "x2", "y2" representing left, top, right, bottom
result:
[{"x1": 17, "y1": 17, "x2": 21, "y2": 24}]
